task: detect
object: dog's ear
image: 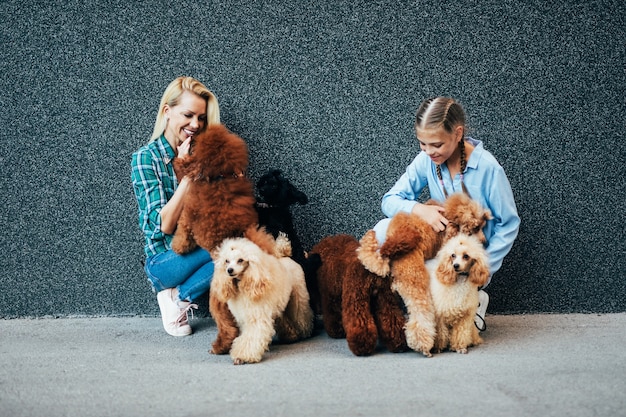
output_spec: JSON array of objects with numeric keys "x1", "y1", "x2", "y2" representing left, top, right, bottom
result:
[
  {"x1": 238, "y1": 252, "x2": 274, "y2": 302},
  {"x1": 288, "y1": 183, "x2": 308, "y2": 205},
  {"x1": 469, "y1": 255, "x2": 491, "y2": 287},
  {"x1": 483, "y1": 209, "x2": 493, "y2": 222},
  {"x1": 444, "y1": 222, "x2": 460, "y2": 241},
  {"x1": 436, "y1": 255, "x2": 458, "y2": 285},
  {"x1": 210, "y1": 267, "x2": 237, "y2": 302}
]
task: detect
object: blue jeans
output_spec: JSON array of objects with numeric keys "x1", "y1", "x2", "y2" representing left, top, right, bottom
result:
[{"x1": 144, "y1": 247, "x2": 214, "y2": 302}]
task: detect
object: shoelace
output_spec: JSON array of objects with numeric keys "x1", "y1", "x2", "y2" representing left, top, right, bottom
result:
[
  {"x1": 474, "y1": 313, "x2": 487, "y2": 332},
  {"x1": 176, "y1": 303, "x2": 199, "y2": 326}
]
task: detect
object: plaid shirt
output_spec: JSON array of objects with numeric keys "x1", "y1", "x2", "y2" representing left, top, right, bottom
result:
[{"x1": 131, "y1": 135, "x2": 178, "y2": 257}]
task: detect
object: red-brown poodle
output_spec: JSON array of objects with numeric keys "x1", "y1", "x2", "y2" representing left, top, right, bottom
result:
[
  {"x1": 308, "y1": 234, "x2": 407, "y2": 356},
  {"x1": 171, "y1": 124, "x2": 259, "y2": 254},
  {"x1": 358, "y1": 192, "x2": 492, "y2": 357}
]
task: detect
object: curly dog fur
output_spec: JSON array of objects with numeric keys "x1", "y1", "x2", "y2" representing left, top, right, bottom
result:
[
  {"x1": 171, "y1": 124, "x2": 258, "y2": 254},
  {"x1": 308, "y1": 234, "x2": 407, "y2": 356},
  {"x1": 209, "y1": 234, "x2": 314, "y2": 364},
  {"x1": 357, "y1": 192, "x2": 492, "y2": 356},
  {"x1": 428, "y1": 234, "x2": 490, "y2": 354},
  {"x1": 255, "y1": 169, "x2": 319, "y2": 312},
  {"x1": 255, "y1": 169, "x2": 308, "y2": 264}
]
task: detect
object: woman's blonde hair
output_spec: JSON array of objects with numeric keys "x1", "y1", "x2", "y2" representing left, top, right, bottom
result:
[{"x1": 150, "y1": 76, "x2": 220, "y2": 141}]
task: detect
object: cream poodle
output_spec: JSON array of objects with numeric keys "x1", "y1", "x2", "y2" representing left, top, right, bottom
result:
[
  {"x1": 427, "y1": 234, "x2": 490, "y2": 354},
  {"x1": 209, "y1": 233, "x2": 314, "y2": 364}
]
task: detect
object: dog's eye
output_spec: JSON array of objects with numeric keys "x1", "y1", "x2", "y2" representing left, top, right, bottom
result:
[
  {"x1": 463, "y1": 254, "x2": 470, "y2": 260},
  {"x1": 237, "y1": 259, "x2": 244, "y2": 264},
  {"x1": 451, "y1": 254, "x2": 456, "y2": 259}
]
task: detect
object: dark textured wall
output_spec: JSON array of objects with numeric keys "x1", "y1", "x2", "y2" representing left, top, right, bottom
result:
[{"x1": 1, "y1": 0, "x2": 624, "y2": 317}]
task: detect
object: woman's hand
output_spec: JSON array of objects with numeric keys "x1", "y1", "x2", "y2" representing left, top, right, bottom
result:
[
  {"x1": 177, "y1": 137, "x2": 192, "y2": 158},
  {"x1": 411, "y1": 203, "x2": 449, "y2": 232}
]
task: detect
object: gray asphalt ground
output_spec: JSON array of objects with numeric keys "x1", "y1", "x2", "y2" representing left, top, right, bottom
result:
[{"x1": 1, "y1": 313, "x2": 625, "y2": 417}]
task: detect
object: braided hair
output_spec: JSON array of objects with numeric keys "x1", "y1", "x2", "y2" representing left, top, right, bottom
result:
[{"x1": 416, "y1": 97, "x2": 469, "y2": 198}]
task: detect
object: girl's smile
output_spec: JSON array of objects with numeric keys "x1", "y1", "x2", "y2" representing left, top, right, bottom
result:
[{"x1": 417, "y1": 127, "x2": 460, "y2": 165}]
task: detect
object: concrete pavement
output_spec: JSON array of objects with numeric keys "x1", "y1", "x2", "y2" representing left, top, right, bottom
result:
[{"x1": 1, "y1": 313, "x2": 625, "y2": 417}]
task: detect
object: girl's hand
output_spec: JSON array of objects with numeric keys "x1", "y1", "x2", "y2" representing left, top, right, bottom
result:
[
  {"x1": 411, "y1": 203, "x2": 449, "y2": 232},
  {"x1": 177, "y1": 137, "x2": 192, "y2": 158}
]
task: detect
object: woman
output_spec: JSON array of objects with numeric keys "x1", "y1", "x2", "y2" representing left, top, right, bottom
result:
[{"x1": 131, "y1": 76, "x2": 220, "y2": 336}]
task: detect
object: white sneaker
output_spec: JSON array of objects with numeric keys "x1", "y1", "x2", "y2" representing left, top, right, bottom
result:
[
  {"x1": 156, "y1": 288, "x2": 198, "y2": 337},
  {"x1": 475, "y1": 289, "x2": 489, "y2": 331}
]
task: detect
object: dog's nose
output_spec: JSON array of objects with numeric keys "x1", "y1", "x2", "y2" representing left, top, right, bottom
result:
[
  {"x1": 453, "y1": 263, "x2": 460, "y2": 270},
  {"x1": 227, "y1": 267, "x2": 234, "y2": 275}
]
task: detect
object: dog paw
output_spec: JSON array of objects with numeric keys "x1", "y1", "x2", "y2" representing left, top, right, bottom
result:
[
  {"x1": 453, "y1": 347, "x2": 469, "y2": 354},
  {"x1": 172, "y1": 239, "x2": 197, "y2": 255},
  {"x1": 209, "y1": 343, "x2": 231, "y2": 355},
  {"x1": 232, "y1": 356, "x2": 261, "y2": 365}
]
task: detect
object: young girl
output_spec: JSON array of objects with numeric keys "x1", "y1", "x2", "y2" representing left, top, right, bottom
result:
[
  {"x1": 373, "y1": 97, "x2": 520, "y2": 330},
  {"x1": 131, "y1": 76, "x2": 221, "y2": 336}
]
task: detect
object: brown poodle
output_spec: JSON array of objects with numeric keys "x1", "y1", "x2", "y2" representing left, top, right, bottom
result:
[
  {"x1": 357, "y1": 192, "x2": 491, "y2": 357},
  {"x1": 308, "y1": 234, "x2": 407, "y2": 356},
  {"x1": 171, "y1": 124, "x2": 258, "y2": 254},
  {"x1": 428, "y1": 234, "x2": 490, "y2": 354}
]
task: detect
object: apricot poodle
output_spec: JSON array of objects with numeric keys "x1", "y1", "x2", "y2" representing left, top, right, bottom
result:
[
  {"x1": 209, "y1": 234, "x2": 314, "y2": 364},
  {"x1": 358, "y1": 192, "x2": 491, "y2": 357},
  {"x1": 428, "y1": 234, "x2": 490, "y2": 354},
  {"x1": 171, "y1": 124, "x2": 258, "y2": 254},
  {"x1": 308, "y1": 234, "x2": 407, "y2": 356}
]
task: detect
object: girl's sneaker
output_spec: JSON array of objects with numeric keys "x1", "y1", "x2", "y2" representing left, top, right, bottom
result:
[{"x1": 475, "y1": 289, "x2": 489, "y2": 331}]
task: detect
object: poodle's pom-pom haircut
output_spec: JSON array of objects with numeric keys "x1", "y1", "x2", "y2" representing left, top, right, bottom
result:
[
  {"x1": 274, "y1": 232, "x2": 293, "y2": 258},
  {"x1": 357, "y1": 230, "x2": 390, "y2": 277}
]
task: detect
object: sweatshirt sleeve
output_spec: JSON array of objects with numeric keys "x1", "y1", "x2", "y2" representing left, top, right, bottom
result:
[
  {"x1": 381, "y1": 153, "x2": 430, "y2": 217},
  {"x1": 484, "y1": 164, "x2": 520, "y2": 282}
]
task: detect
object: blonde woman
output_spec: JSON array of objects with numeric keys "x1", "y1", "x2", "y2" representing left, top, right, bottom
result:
[{"x1": 131, "y1": 77, "x2": 220, "y2": 336}]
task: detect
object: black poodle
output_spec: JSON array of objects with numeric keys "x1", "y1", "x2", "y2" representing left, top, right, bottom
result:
[
  {"x1": 255, "y1": 169, "x2": 308, "y2": 266},
  {"x1": 256, "y1": 169, "x2": 321, "y2": 313}
]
